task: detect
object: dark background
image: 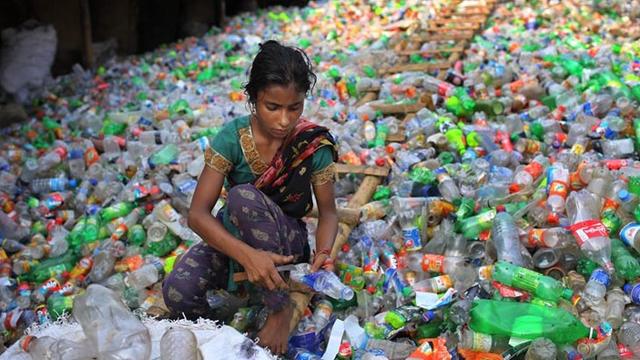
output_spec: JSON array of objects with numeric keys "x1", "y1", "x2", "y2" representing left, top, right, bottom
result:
[{"x1": 0, "y1": 0, "x2": 309, "y2": 76}]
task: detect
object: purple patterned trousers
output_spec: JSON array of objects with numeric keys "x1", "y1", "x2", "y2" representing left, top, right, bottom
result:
[{"x1": 162, "y1": 184, "x2": 309, "y2": 319}]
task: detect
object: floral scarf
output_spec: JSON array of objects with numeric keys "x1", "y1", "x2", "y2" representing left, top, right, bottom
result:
[{"x1": 254, "y1": 120, "x2": 337, "y2": 218}]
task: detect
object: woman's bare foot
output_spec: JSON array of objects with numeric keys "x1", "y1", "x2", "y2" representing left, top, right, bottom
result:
[{"x1": 257, "y1": 303, "x2": 293, "y2": 355}]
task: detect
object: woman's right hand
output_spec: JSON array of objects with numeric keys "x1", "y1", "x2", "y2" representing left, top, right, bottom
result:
[{"x1": 243, "y1": 249, "x2": 293, "y2": 291}]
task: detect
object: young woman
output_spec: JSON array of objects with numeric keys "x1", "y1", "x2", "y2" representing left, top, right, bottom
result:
[{"x1": 162, "y1": 40, "x2": 338, "y2": 355}]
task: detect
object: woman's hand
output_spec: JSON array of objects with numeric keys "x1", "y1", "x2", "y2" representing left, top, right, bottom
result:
[
  {"x1": 242, "y1": 249, "x2": 293, "y2": 291},
  {"x1": 310, "y1": 251, "x2": 331, "y2": 272}
]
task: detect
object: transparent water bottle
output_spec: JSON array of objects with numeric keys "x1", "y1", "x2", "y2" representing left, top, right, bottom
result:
[
  {"x1": 492, "y1": 209, "x2": 525, "y2": 266},
  {"x1": 566, "y1": 190, "x2": 614, "y2": 273}
]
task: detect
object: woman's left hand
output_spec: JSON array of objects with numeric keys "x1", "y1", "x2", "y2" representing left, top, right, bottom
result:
[{"x1": 310, "y1": 252, "x2": 330, "y2": 272}]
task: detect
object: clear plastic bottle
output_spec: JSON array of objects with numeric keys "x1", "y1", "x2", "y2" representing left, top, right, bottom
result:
[
  {"x1": 73, "y1": 284, "x2": 151, "y2": 359},
  {"x1": 291, "y1": 265, "x2": 354, "y2": 301},
  {"x1": 20, "y1": 335, "x2": 95, "y2": 360},
  {"x1": 492, "y1": 210, "x2": 525, "y2": 266},
  {"x1": 160, "y1": 327, "x2": 202, "y2": 360},
  {"x1": 434, "y1": 167, "x2": 460, "y2": 202},
  {"x1": 524, "y1": 338, "x2": 557, "y2": 360},
  {"x1": 126, "y1": 258, "x2": 163, "y2": 290},
  {"x1": 547, "y1": 162, "x2": 570, "y2": 212},
  {"x1": 582, "y1": 268, "x2": 611, "y2": 305},
  {"x1": 605, "y1": 288, "x2": 626, "y2": 329},
  {"x1": 566, "y1": 190, "x2": 614, "y2": 273},
  {"x1": 618, "y1": 322, "x2": 640, "y2": 358}
]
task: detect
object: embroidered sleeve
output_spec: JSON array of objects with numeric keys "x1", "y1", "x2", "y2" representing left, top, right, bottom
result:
[
  {"x1": 204, "y1": 146, "x2": 233, "y2": 176},
  {"x1": 311, "y1": 162, "x2": 336, "y2": 186}
]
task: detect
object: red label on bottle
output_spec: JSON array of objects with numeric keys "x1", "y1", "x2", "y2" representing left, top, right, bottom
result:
[
  {"x1": 492, "y1": 281, "x2": 526, "y2": 298},
  {"x1": 421, "y1": 254, "x2": 445, "y2": 273},
  {"x1": 526, "y1": 162, "x2": 544, "y2": 179},
  {"x1": 568, "y1": 219, "x2": 609, "y2": 247}
]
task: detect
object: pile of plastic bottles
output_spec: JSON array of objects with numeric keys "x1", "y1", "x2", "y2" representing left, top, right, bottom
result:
[{"x1": 2, "y1": 0, "x2": 640, "y2": 358}]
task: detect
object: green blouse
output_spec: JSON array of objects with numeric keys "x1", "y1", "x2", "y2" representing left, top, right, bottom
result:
[{"x1": 204, "y1": 115, "x2": 336, "y2": 189}]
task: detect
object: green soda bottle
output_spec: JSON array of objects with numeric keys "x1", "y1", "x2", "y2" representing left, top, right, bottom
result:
[
  {"x1": 492, "y1": 261, "x2": 573, "y2": 302},
  {"x1": 148, "y1": 144, "x2": 179, "y2": 168},
  {"x1": 455, "y1": 197, "x2": 476, "y2": 220},
  {"x1": 445, "y1": 127, "x2": 466, "y2": 155},
  {"x1": 144, "y1": 222, "x2": 178, "y2": 257},
  {"x1": 68, "y1": 216, "x2": 100, "y2": 249},
  {"x1": 26, "y1": 251, "x2": 78, "y2": 283},
  {"x1": 611, "y1": 238, "x2": 640, "y2": 281},
  {"x1": 99, "y1": 202, "x2": 136, "y2": 222},
  {"x1": 628, "y1": 176, "x2": 640, "y2": 196},
  {"x1": 469, "y1": 299, "x2": 590, "y2": 344},
  {"x1": 127, "y1": 224, "x2": 147, "y2": 246},
  {"x1": 384, "y1": 305, "x2": 423, "y2": 329},
  {"x1": 457, "y1": 209, "x2": 496, "y2": 239},
  {"x1": 374, "y1": 123, "x2": 389, "y2": 148},
  {"x1": 475, "y1": 99, "x2": 505, "y2": 117},
  {"x1": 47, "y1": 294, "x2": 75, "y2": 320}
]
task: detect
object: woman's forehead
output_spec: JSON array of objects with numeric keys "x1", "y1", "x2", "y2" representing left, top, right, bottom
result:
[{"x1": 258, "y1": 84, "x2": 305, "y2": 104}]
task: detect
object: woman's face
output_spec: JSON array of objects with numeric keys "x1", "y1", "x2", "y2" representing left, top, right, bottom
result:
[{"x1": 254, "y1": 83, "x2": 305, "y2": 139}]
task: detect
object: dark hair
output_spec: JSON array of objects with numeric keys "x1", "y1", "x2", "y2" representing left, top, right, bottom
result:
[{"x1": 244, "y1": 40, "x2": 317, "y2": 105}]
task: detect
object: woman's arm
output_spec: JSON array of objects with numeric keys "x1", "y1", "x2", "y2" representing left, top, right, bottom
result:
[
  {"x1": 311, "y1": 180, "x2": 338, "y2": 271},
  {"x1": 188, "y1": 166, "x2": 290, "y2": 290}
]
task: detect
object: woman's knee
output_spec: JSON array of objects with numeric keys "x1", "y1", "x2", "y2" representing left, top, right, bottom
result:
[{"x1": 226, "y1": 184, "x2": 272, "y2": 225}]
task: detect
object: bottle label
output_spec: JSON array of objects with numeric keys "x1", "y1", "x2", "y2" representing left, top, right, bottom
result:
[
  {"x1": 513, "y1": 268, "x2": 540, "y2": 293},
  {"x1": 568, "y1": 219, "x2": 609, "y2": 247},
  {"x1": 432, "y1": 275, "x2": 453, "y2": 292},
  {"x1": 627, "y1": 285, "x2": 640, "y2": 304},
  {"x1": 471, "y1": 331, "x2": 493, "y2": 352},
  {"x1": 478, "y1": 265, "x2": 493, "y2": 281},
  {"x1": 549, "y1": 180, "x2": 569, "y2": 199},
  {"x1": 493, "y1": 281, "x2": 527, "y2": 299},
  {"x1": 527, "y1": 228, "x2": 545, "y2": 247},
  {"x1": 421, "y1": 254, "x2": 445, "y2": 273},
  {"x1": 589, "y1": 268, "x2": 611, "y2": 287},
  {"x1": 403, "y1": 227, "x2": 422, "y2": 251},
  {"x1": 619, "y1": 223, "x2": 640, "y2": 248}
]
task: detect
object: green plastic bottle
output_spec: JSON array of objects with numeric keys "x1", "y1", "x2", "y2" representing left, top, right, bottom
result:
[
  {"x1": 445, "y1": 127, "x2": 466, "y2": 155},
  {"x1": 149, "y1": 144, "x2": 179, "y2": 168},
  {"x1": 68, "y1": 216, "x2": 100, "y2": 249},
  {"x1": 127, "y1": 224, "x2": 147, "y2": 246},
  {"x1": 384, "y1": 305, "x2": 423, "y2": 329},
  {"x1": 611, "y1": 238, "x2": 640, "y2": 281},
  {"x1": 457, "y1": 209, "x2": 496, "y2": 239},
  {"x1": 144, "y1": 222, "x2": 178, "y2": 257},
  {"x1": 25, "y1": 251, "x2": 78, "y2": 283},
  {"x1": 99, "y1": 202, "x2": 136, "y2": 222},
  {"x1": 469, "y1": 299, "x2": 590, "y2": 344},
  {"x1": 455, "y1": 197, "x2": 475, "y2": 220},
  {"x1": 492, "y1": 261, "x2": 573, "y2": 302},
  {"x1": 47, "y1": 294, "x2": 75, "y2": 320},
  {"x1": 475, "y1": 99, "x2": 505, "y2": 117}
]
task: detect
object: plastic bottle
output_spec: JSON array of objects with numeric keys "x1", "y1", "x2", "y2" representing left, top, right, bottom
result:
[
  {"x1": 126, "y1": 258, "x2": 164, "y2": 290},
  {"x1": 510, "y1": 155, "x2": 549, "y2": 193},
  {"x1": 160, "y1": 327, "x2": 202, "y2": 360},
  {"x1": 492, "y1": 261, "x2": 573, "y2": 302},
  {"x1": 582, "y1": 268, "x2": 611, "y2": 305},
  {"x1": 492, "y1": 210, "x2": 525, "y2": 266},
  {"x1": 524, "y1": 338, "x2": 557, "y2": 360},
  {"x1": 311, "y1": 299, "x2": 333, "y2": 331},
  {"x1": 434, "y1": 167, "x2": 460, "y2": 202},
  {"x1": 605, "y1": 288, "x2": 626, "y2": 329},
  {"x1": 623, "y1": 282, "x2": 640, "y2": 305},
  {"x1": 291, "y1": 268, "x2": 354, "y2": 301},
  {"x1": 145, "y1": 222, "x2": 179, "y2": 257},
  {"x1": 384, "y1": 305, "x2": 424, "y2": 330},
  {"x1": 30, "y1": 177, "x2": 78, "y2": 194},
  {"x1": 619, "y1": 222, "x2": 640, "y2": 253},
  {"x1": 73, "y1": 284, "x2": 151, "y2": 359},
  {"x1": 566, "y1": 190, "x2": 614, "y2": 273},
  {"x1": 469, "y1": 299, "x2": 589, "y2": 344},
  {"x1": 547, "y1": 162, "x2": 570, "y2": 212},
  {"x1": 617, "y1": 322, "x2": 640, "y2": 357},
  {"x1": 458, "y1": 328, "x2": 511, "y2": 353},
  {"x1": 20, "y1": 335, "x2": 95, "y2": 360}
]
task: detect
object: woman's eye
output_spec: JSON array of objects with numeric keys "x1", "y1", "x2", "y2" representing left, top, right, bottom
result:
[{"x1": 267, "y1": 105, "x2": 278, "y2": 111}]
